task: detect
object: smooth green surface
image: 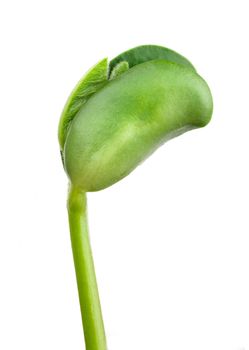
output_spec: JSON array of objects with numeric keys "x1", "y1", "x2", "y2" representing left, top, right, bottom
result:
[
  {"x1": 64, "y1": 59, "x2": 212, "y2": 191},
  {"x1": 67, "y1": 186, "x2": 106, "y2": 350}
]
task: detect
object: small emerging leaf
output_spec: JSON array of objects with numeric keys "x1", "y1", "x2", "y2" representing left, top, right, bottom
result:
[
  {"x1": 109, "y1": 61, "x2": 129, "y2": 80},
  {"x1": 58, "y1": 58, "x2": 108, "y2": 150}
]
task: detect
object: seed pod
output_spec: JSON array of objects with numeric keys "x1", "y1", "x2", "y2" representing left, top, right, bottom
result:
[{"x1": 59, "y1": 45, "x2": 213, "y2": 191}]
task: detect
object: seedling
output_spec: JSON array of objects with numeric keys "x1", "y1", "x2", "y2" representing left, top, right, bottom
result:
[{"x1": 58, "y1": 45, "x2": 213, "y2": 350}]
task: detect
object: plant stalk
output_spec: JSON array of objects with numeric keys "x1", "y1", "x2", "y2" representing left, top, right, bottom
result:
[{"x1": 67, "y1": 184, "x2": 107, "y2": 350}]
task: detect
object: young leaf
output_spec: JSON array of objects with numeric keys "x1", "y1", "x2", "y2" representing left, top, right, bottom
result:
[
  {"x1": 58, "y1": 58, "x2": 108, "y2": 151},
  {"x1": 109, "y1": 45, "x2": 195, "y2": 78},
  {"x1": 109, "y1": 61, "x2": 129, "y2": 80}
]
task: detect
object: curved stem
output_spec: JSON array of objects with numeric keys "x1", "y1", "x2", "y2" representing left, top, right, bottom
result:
[{"x1": 67, "y1": 184, "x2": 107, "y2": 350}]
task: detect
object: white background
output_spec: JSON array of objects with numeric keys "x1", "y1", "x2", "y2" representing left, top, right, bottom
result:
[{"x1": 0, "y1": 0, "x2": 249, "y2": 349}]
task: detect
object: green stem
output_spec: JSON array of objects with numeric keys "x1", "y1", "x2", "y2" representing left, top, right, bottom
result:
[{"x1": 67, "y1": 184, "x2": 107, "y2": 350}]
